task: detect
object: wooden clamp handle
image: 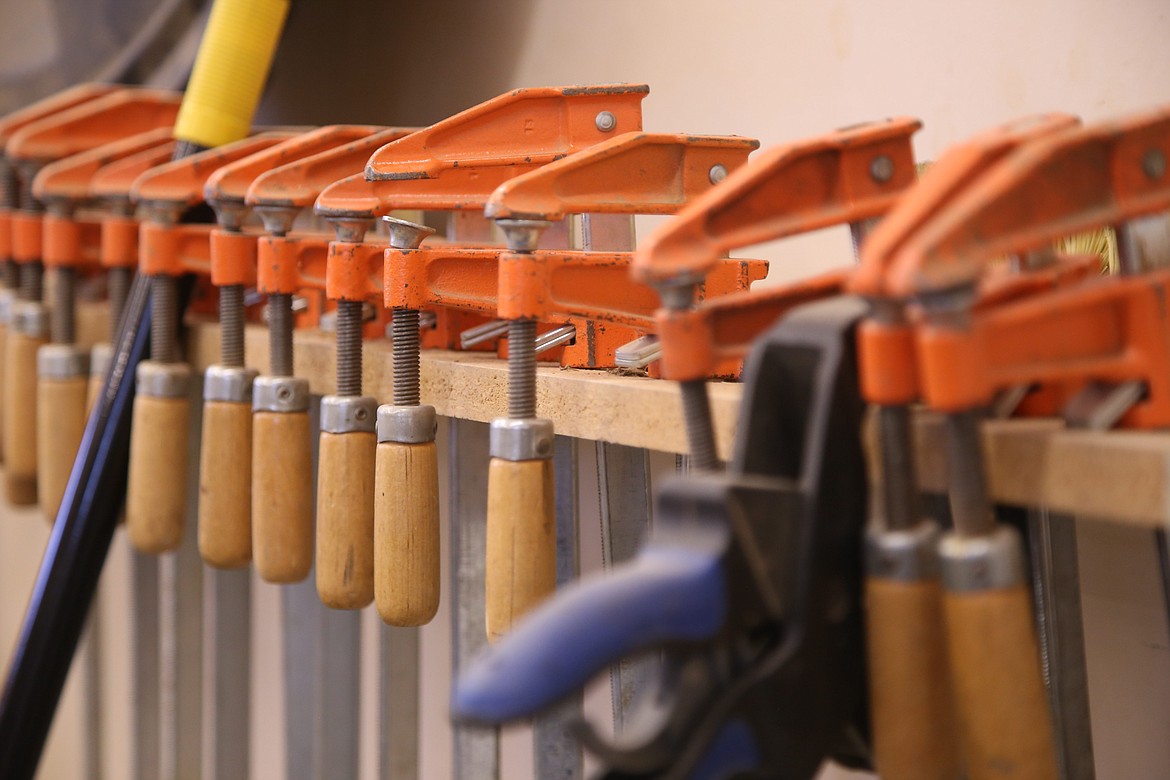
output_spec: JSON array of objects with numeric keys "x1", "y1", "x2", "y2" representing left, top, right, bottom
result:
[
  {"x1": 4, "y1": 326, "x2": 46, "y2": 505},
  {"x1": 374, "y1": 440, "x2": 440, "y2": 626},
  {"x1": 485, "y1": 457, "x2": 556, "y2": 641},
  {"x1": 198, "y1": 399, "x2": 253, "y2": 568},
  {"x1": 252, "y1": 409, "x2": 313, "y2": 583},
  {"x1": 944, "y1": 582, "x2": 1058, "y2": 780},
  {"x1": 866, "y1": 575, "x2": 962, "y2": 780},
  {"x1": 316, "y1": 426, "x2": 375, "y2": 609},
  {"x1": 37, "y1": 373, "x2": 88, "y2": 522},
  {"x1": 126, "y1": 367, "x2": 190, "y2": 553}
]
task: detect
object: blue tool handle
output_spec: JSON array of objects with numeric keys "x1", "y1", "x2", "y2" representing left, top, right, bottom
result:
[
  {"x1": 452, "y1": 543, "x2": 727, "y2": 723},
  {"x1": 689, "y1": 720, "x2": 761, "y2": 780}
]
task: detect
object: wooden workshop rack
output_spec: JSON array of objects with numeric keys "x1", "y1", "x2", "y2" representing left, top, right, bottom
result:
[{"x1": 181, "y1": 315, "x2": 1170, "y2": 530}]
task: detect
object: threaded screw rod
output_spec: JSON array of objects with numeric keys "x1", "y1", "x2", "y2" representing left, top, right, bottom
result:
[
  {"x1": 108, "y1": 267, "x2": 132, "y2": 335},
  {"x1": 507, "y1": 318, "x2": 537, "y2": 419},
  {"x1": 335, "y1": 299, "x2": 363, "y2": 397},
  {"x1": 268, "y1": 293, "x2": 293, "y2": 377},
  {"x1": 20, "y1": 262, "x2": 43, "y2": 303},
  {"x1": 392, "y1": 308, "x2": 420, "y2": 406},
  {"x1": 51, "y1": 267, "x2": 75, "y2": 344},
  {"x1": 219, "y1": 284, "x2": 245, "y2": 367},
  {"x1": 150, "y1": 274, "x2": 178, "y2": 364}
]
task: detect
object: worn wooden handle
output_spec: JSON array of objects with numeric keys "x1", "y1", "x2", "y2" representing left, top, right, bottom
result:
[
  {"x1": 374, "y1": 440, "x2": 440, "y2": 626},
  {"x1": 252, "y1": 410, "x2": 313, "y2": 583},
  {"x1": 485, "y1": 457, "x2": 556, "y2": 642},
  {"x1": 4, "y1": 330, "x2": 45, "y2": 505},
  {"x1": 866, "y1": 577, "x2": 962, "y2": 780},
  {"x1": 0, "y1": 321, "x2": 7, "y2": 464},
  {"x1": 944, "y1": 583, "x2": 1058, "y2": 780},
  {"x1": 316, "y1": 430, "x2": 375, "y2": 609},
  {"x1": 36, "y1": 375, "x2": 88, "y2": 523},
  {"x1": 198, "y1": 400, "x2": 253, "y2": 568},
  {"x1": 126, "y1": 394, "x2": 190, "y2": 553}
]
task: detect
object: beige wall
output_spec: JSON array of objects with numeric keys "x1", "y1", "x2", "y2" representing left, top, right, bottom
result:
[{"x1": 2, "y1": 1, "x2": 1170, "y2": 778}]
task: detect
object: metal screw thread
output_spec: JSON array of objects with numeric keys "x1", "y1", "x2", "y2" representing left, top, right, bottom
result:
[
  {"x1": 507, "y1": 318, "x2": 537, "y2": 419},
  {"x1": 268, "y1": 293, "x2": 294, "y2": 377},
  {"x1": 18, "y1": 174, "x2": 39, "y2": 212},
  {"x1": 171, "y1": 139, "x2": 207, "y2": 162},
  {"x1": 335, "y1": 299, "x2": 363, "y2": 397},
  {"x1": 392, "y1": 308, "x2": 421, "y2": 406},
  {"x1": 150, "y1": 274, "x2": 177, "y2": 364},
  {"x1": 679, "y1": 379, "x2": 719, "y2": 471},
  {"x1": 19, "y1": 262, "x2": 43, "y2": 302},
  {"x1": 219, "y1": 283, "x2": 245, "y2": 368},
  {"x1": 108, "y1": 267, "x2": 132, "y2": 333},
  {"x1": 877, "y1": 404, "x2": 921, "y2": 532},
  {"x1": 2, "y1": 260, "x2": 18, "y2": 289},
  {"x1": 944, "y1": 410, "x2": 995, "y2": 537},
  {"x1": 0, "y1": 165, "x2": 16, "y2": 210},
  {"x1": 51, "y1": 267, "x2": 75, "y2": 344}
]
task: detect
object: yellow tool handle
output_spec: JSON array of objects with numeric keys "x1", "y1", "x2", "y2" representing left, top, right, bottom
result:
[
  {"x1": 944, "y1": 583, "x2": 1058, "y2": 780},
  {"x1": 4, "y1": 330, "x2": 44, "y2": 505},
  {"x1": 374, "y1": 440, "x2": 440, "y2": 626},
  {"x1": 198, "y1": 400, "x2": 253, "y2": 568},
  {"x1": 173, "y1": 0, "x2": 290, "y2": 149},
  {"x1": 485, "y1": 457, "x2": 556, "y2": 641},
  {"x1": 36, "y1": 375, "x2": 88, "y2": 523},
  {"x1": 251, "y1": 410, "x2": 313, "y2": 583},
  {"x1": 866, "y1": 576, "x2": 962, "y2": 780},
  {"x1": 316, "y1": 430, "x2": 375, "y2": 609},
  {"x1": 126, "y1": 394, "x2": 190, "y2": 553}
]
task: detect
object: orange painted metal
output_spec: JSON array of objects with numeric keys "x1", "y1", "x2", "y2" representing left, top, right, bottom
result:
[
  {"x1": 245, "y1": 127, "x2": 419, "y2": 325},
  {"x1": 853, "y1": 113, "x2": 1081, "y2": 299},
  {"x1": 325, "y1": 239, "x2": 387, "y2": 302},
  {"x1": 879, "y1": 106, "x2": 1170, "y2": 427},
  {"x1": 0, "y1": 84, "x2": 119, "y2": 261},
  {"x1": 317, "y1": 85, "x2": 648, "y2": 219},
  {"x1": 658, "y1": 268, "x2": 852, "y2": 382},
  {"x1": 33, "y1": 129, "x2": 177, "y2": 271},
  {"x1": 886, "y1": 106, "x2": 1170, "y2": 298},
  {"x1": 139, "y1": 222, "x2": 213, "y2": 277},
  {"x1": 0, "y1": 84, "x2": 119, "y2": 146},
  {"x1": 41, "y1": 214, "x2": 102, "y2": 269},
  {"x1": 130, "y1": 132, "x2": 296, "y2": 212},
  {"x1": 205, "y1": 125, "x2": 382, "y2": 206},
  {"x1": 484, "y1": 132, "x2": 759, "y2": 220},
  {"x1": 90, "y1": 141, "x2": 178, "y2": 203},
  {"x1": 6, "y1": 89, "x2": 180, "y2": 166},
  {"x1": 633, "y1": 118, "x2": 922, "y2": 287},
  {"x1": 11, "y1": 213, "x2": 42, "y2": 262},
  {"x1": 386, "y1": 245, "x2": 766, "y2": 367},
  {"x1": 365, "y1": 85, "x2": 648, "y2": 181},
  {"x1": 246, "y1": 127, "x2": 416, "y2": 213}
]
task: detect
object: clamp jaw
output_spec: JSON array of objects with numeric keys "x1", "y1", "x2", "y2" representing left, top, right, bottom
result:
[{"x1": 455, "y1": 297, "x2": 872, "y2": 779}]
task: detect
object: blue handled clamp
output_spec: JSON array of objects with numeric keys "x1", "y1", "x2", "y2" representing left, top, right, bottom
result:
[{"x1": 453, "y1": 296, "x2": 874, "y2": 779}]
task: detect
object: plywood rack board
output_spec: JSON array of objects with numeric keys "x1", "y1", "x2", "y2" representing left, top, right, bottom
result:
[{"x1": 183, "y1": 318, "x2": 1170, "y2": 530}]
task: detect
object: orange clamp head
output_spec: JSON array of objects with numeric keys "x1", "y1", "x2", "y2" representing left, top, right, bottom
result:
[
  {"x1": 32, "y1": 127, "x2": 175, "y2": 207},
  {"x1": 0, "y1": 83, "x2": 119, "y2": 149},
  {"x1": 130, "y1": 131, "x2": 297, "y2": 218},
  {"x1": 484, "y1": 132, "x2": 759, "y2": 221},
  {"x1": 365, "y1": 84, "x2": 647, "y2": 181},
  {"x1": 245, "y1": 126, "x2": 416, "y2": 236},
  {"x1": 90, "y1": 140, "x2": 179, "y2": 205},
  {"x1": 887, "y1": 106, "x2": 1170, "y2": 298},
  {"x1": 853, "y1": 112, "x2": 1080, "y2": 299},
  {"x1": 315, "y1": 84, "x2": 648, "y2": 219},
  {"x1": 633, "y1": 117, "x2": 923, "y2": 287},
  {"x1": 6, "y1": 88, "x2": 180, "y2": 168},
  {"x1": 205, "y1": 125, "x2": 383, "y2": 220}
]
